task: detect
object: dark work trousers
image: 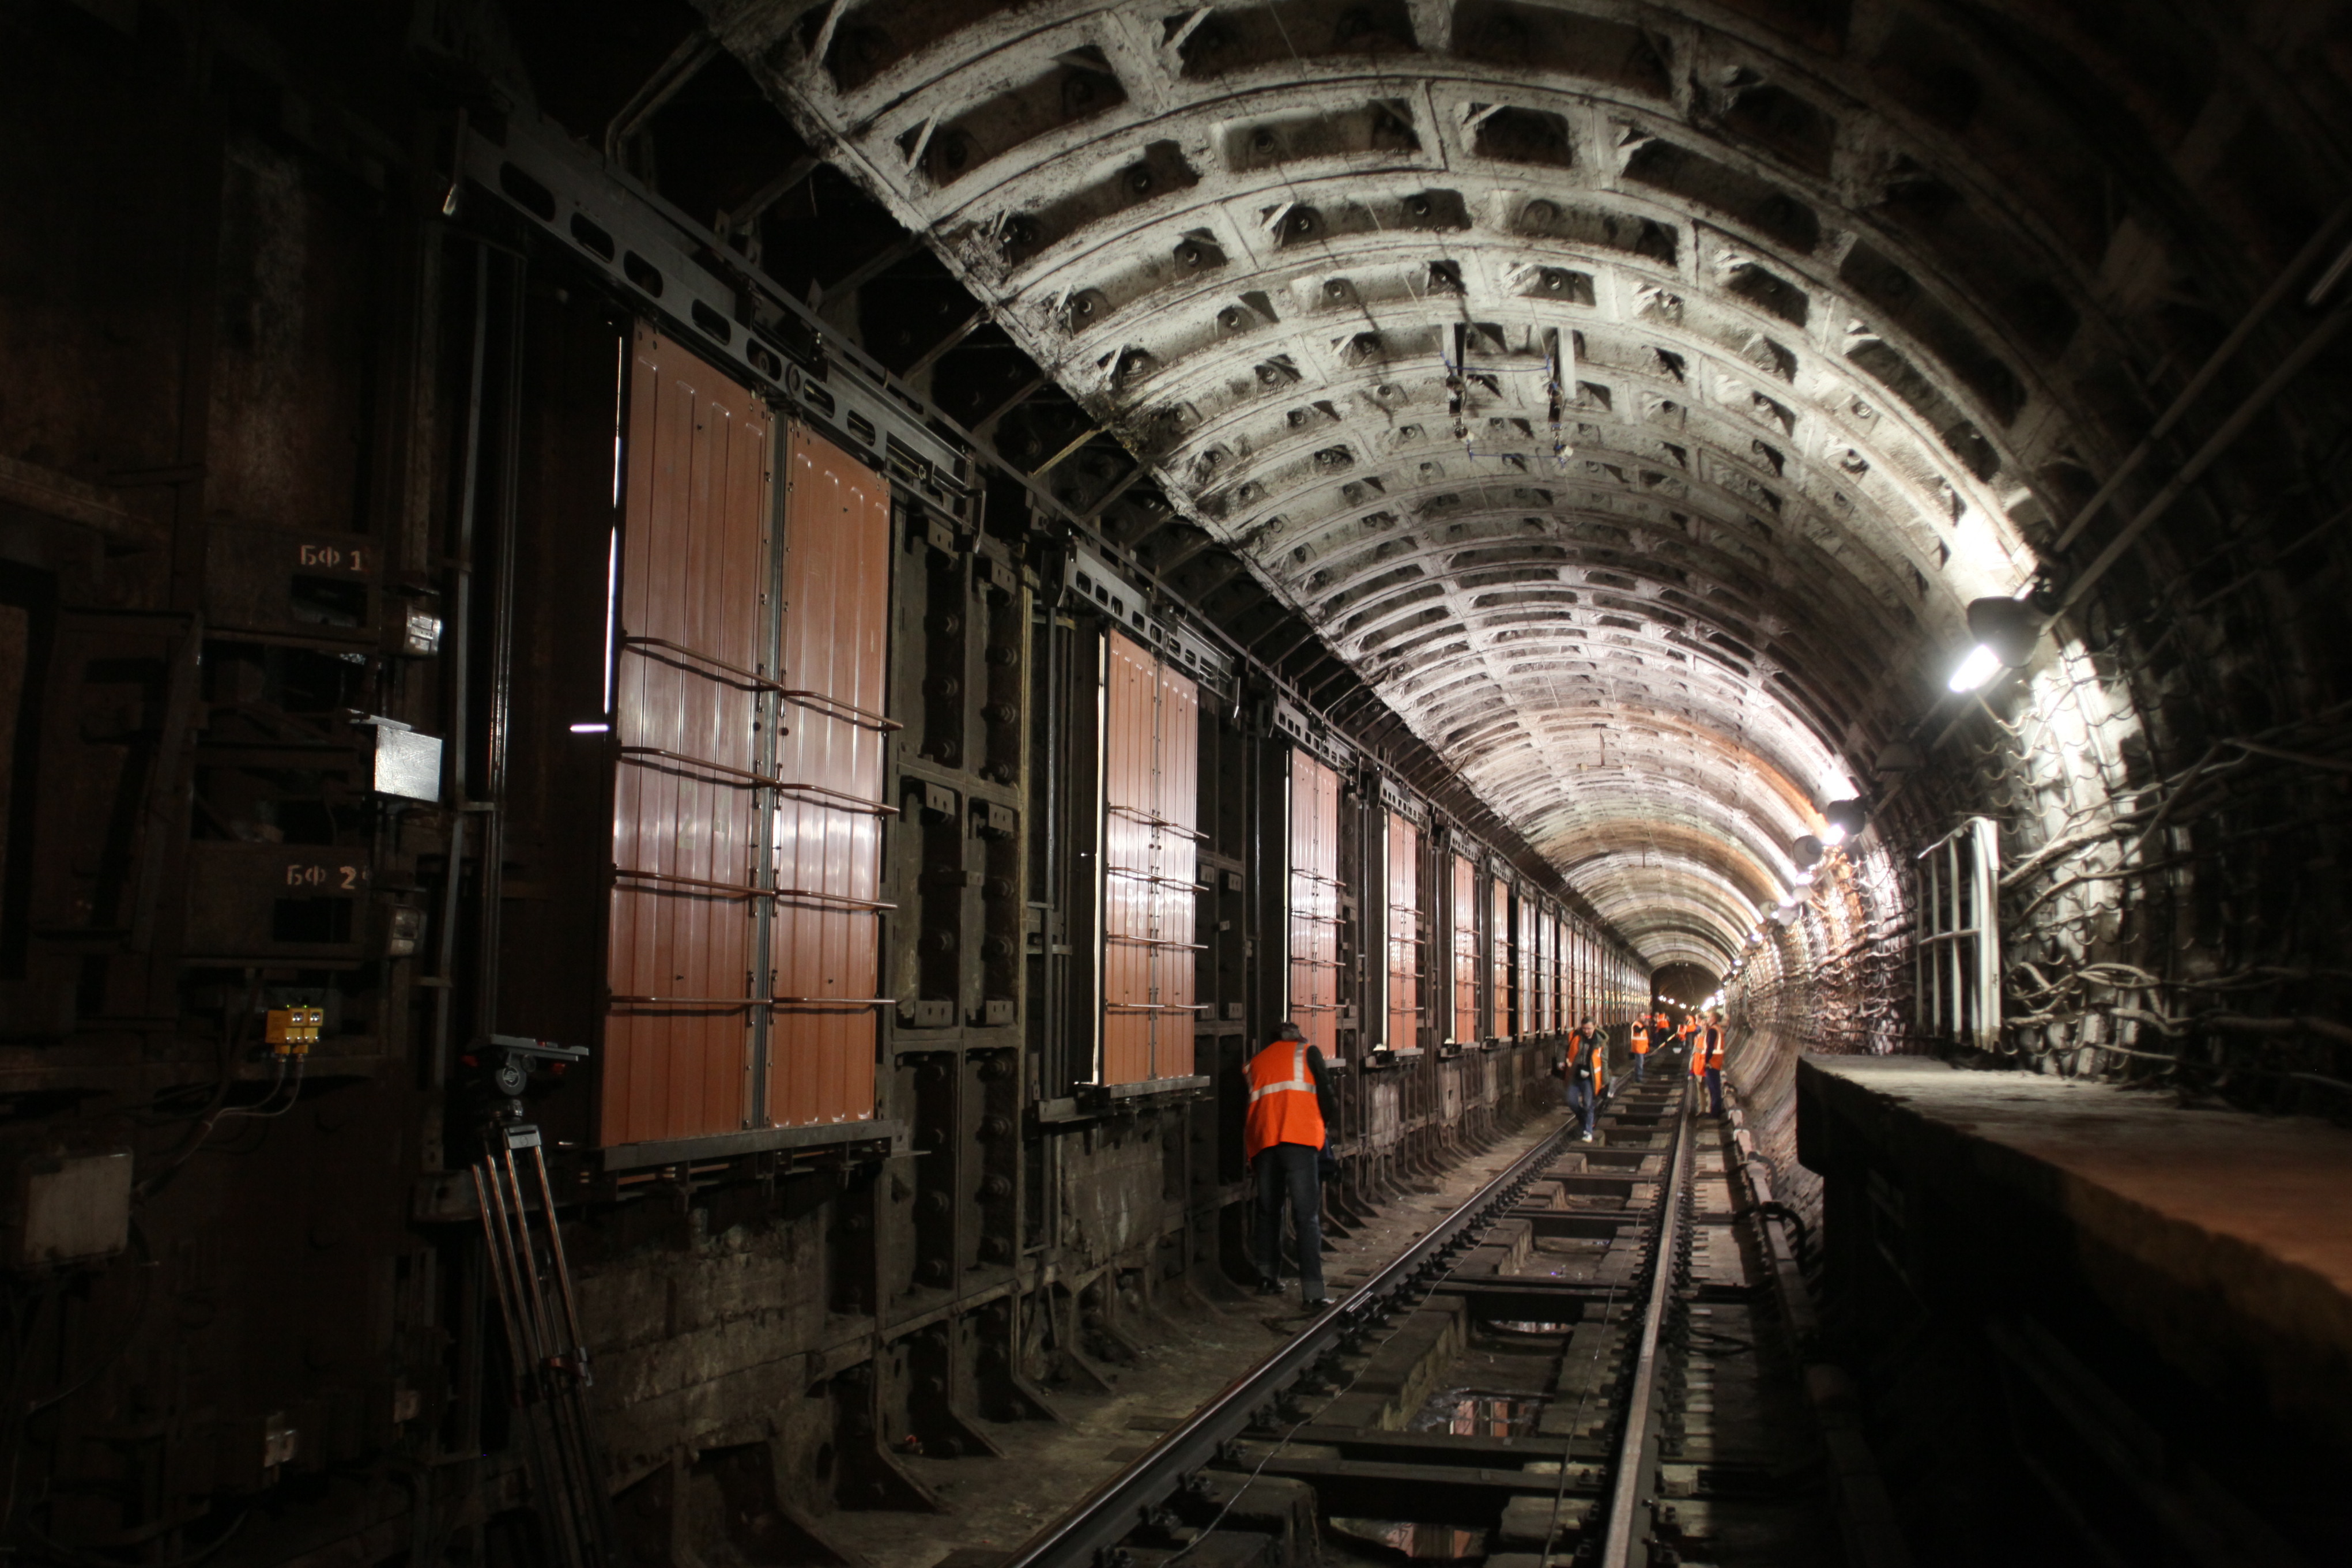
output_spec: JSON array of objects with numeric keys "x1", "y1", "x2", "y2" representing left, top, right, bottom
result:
[
  {"x1": 1631, "y1": 1051, "x2": 1647, "y2": 1081},
  {"x1": 1254, "y1": 1143, "x2": 1325, "y2": 1301},
  {"x1": 1564, "y1": 1077, "x2": 1596, "y2": 1137},
  {"x1": 1704, "y1": 1067, "x2": 1723, "y2": 1116}
]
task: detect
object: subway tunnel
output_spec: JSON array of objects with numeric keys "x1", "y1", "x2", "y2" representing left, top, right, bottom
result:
[{"x1": 0, "y1": 0, "x2": 2349, "y2": 1565}]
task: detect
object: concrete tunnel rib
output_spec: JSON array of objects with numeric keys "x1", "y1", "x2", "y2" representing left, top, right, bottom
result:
[{"x1": 708, "y1": 0, "x2": 2166, "y2": 966}]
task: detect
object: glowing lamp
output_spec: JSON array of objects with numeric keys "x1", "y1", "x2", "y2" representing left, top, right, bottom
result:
[
  {"x1": 1821, "y1": 798, "x2": 1869, "y2": 848},
  {"x1": 1947, "y1": 643, "x2": 2003, "y2": 693},
  {"x1": 1947, "y1": 596, "x2": 2041, "y2": 692}
]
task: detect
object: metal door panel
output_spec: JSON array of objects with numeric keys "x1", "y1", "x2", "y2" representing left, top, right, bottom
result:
[
  {"x1": 1452, "y1": 854, "x2": 1476, "y2": 1046},
  {"x1": 1100, "y1": 635, "x2": 1154, "y2": 1087},
  {"x1": 602, "y1": 326, "x2": 770, "y2": 1148},
  {"x1": 1545, "y1": 913, "x2": 1561, "y2": 1032},
  {"x1": 1385, "y1": 815, "x2": 1417, "y2": 1051},
  {"x1": 1098, "y1": 631, "x2": 1197, "y2": 1084},
  {"x1": 768, "y1": 423, "x2": 889, "y2": 1128},
  {"x1": 1151, "y1": 655, "x2": 1198, "y2": 1077},
  {"x1": 1490, "y1": 880, "x2": 1510, "y2": 1039},
  {"x1": 1528, "y1": 906, "x2": 1544, "y2": 1035},
  {"x1": 1287, "y1": 749, "x2": 1341, "y2": 1061}
]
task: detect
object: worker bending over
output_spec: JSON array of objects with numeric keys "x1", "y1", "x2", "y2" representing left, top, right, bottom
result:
[
  {"x1": 1244, "y1": 1020, "x2": 1338, "y2": 1309},
  {"x1": 1691, "y1": 1012, "x2": 1727, "y2": 1116}
]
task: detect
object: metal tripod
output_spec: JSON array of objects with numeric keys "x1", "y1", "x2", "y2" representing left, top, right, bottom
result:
[{"x1": 472, "y1": 1122, "x2": 620, "y2": 1568}]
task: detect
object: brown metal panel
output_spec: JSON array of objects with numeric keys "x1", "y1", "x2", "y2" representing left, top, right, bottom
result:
[
  {"x1": 1386, "y1": 815, "x2": 1418, "y2": 1050},
  {"x1": 1574, "y1": 923, "x2": 1589, "y2": 1024},
  {"x1": 1100, "y1": 632, "x2": 1154, "y2": 1087},
  {"x1": 1152, "y1": 652, "x2": 1200, "y2": 1079},
  {"x1": 1452, "y1": 854, "x2": 1476, "y2": 1045},
  {"x1": 1287, "y1": 749, "x2": 1341, "y2": 1061},
  {"x1": 1098, "y1": 631, "x2": 1198, "y2": 1084},
  {"x1": 1490, "y1": 879, "x2": 1510, "y2": 1039},
  {"x1": 1546, "y1": 912, "x2": 1562, "y2": 1032},
  {"x1": 1524, "y1": 893, "x2": 1543, "y2": 1043},
  {"x1": 602, "y1": 324, "x2": 771, "y2": 1148},
  {"x1": 767, "y1": 422, "x2": 891, "y2": 1128},
  {"x1": 1529, "y1": 906, "x2": 1547, "y2": 1035}
]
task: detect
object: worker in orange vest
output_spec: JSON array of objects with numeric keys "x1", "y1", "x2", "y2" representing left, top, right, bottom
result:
[
  {"x1": 1245, "y1": 1020, "x2": 1338, "y2": 1308},
  {"x1": 1562, "y1": 1017, "x2": 1601, "y2": 1141},
  {"x1": 1630, "y1": 1016, "x2": 1652, "y2": 1080},
  {"x1": 1691, "y1": 1012, "x2": 1727, "y2": 1115}
]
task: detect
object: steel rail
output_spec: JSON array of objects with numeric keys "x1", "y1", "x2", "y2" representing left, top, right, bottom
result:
[
  {"x1": 1598, "y1": 1080, "x2": 1695, "y2": 1568},
  {"x1": 1001, "y1": 1114, "x2": 1577, "y2": 1568}
]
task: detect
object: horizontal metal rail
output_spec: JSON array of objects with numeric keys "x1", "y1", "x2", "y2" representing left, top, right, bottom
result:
[
  {"x1": 1002, "y1": 1113, "x2": 1574, "y2": 1568},
  {"x1": 1599, "y1": 1080, "x2": 1694, "y2": 1567}
]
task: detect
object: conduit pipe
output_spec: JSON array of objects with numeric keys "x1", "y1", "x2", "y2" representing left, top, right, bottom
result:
[{"x1": 2047, "y1": 201, "x2": 2352, "y2": 556}]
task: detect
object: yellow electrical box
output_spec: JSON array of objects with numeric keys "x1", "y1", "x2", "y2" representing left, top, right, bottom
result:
[{"x1": 265, "y1": 1008, "x2": 322, "y2": 1055}]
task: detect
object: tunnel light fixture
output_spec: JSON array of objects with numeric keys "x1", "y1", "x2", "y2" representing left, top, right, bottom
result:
[
  {"x1": 1947, "y1": 642, "x2": 2004, "y2": 693},
  {"x1": 1948, "y1": 595, "x2": 2042, "y2": 692},
  {"x1": 569, "y1": 721, "x2": 612, "y2": 734},
  {"x1": 1820, "y1": 798, "x2": 1869, "y2": 847},
  {"x1": 1792, "y1": 834, "x2": 1824, "y2": 869}
]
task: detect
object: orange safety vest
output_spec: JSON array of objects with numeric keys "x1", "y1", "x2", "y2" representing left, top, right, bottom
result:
[
  {"x1": 1630, "y1": 1026, "x2": 1650, "y2": 1056},
  {"x1": 1244, "y1": 1041, "x2": 1326, "y2": 1161},
  {"x1": 1690, "y1": 1024, "x2": 1725, "y2": 1075}
]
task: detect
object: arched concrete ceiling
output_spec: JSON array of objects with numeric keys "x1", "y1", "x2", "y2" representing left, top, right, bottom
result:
[{"x1": 704, "y1": 0, "x2": 2225, "y2": 967}]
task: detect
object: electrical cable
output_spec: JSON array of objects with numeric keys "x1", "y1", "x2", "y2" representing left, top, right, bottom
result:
[
  {"x1": 1158, "y1": 1417, "x2": 1307, "y2": 1564},
  {"x1": 24, "y1": 1222, "x2": 154, "y2": 1419},
  {"x1": 16, "y1": 1506, "x2": 250, "y2": 1568},
  {"x1": 138, "y1": 1016, "x2": 311, "y2": 1200},
  {"x1": 220, "y1": 1056, "x2": 307, "y2": 1122},
  {"x1": 0, "y1": 1282, "x2": 57, "y2": 1539}
]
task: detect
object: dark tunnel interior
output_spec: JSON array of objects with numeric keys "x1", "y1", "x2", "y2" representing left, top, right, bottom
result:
[{"x1": 0, "y1": 0, "x2": 2350, "y2": 1565}]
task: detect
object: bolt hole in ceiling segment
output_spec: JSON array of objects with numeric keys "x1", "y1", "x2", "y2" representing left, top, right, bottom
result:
[{"x1": 715, "y1": 0, "x2": 2163, "y2": 963}]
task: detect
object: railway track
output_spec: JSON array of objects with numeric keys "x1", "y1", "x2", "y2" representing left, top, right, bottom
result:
[{"x1": 1004, "y1": 1072, "x2": 1853, "y2": 1567}]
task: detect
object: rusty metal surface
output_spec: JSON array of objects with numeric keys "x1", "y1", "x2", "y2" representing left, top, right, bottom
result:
[
  {"x1": 1385, "y1": 813, "x2": 1418, "y2": 1051},
  {"x1": 1288, "y1": 748, "x2": 1341, "y2": 1060},
  {"x1": 768, "y1": 422, "x2": 891, "y2": 1127},
  {"x1": 1099, "y1": 629, "x2": 1199, "y2": 1084},
  {"x1": 603, "y1": 325, "x2": 772, "y2": 1149}
]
